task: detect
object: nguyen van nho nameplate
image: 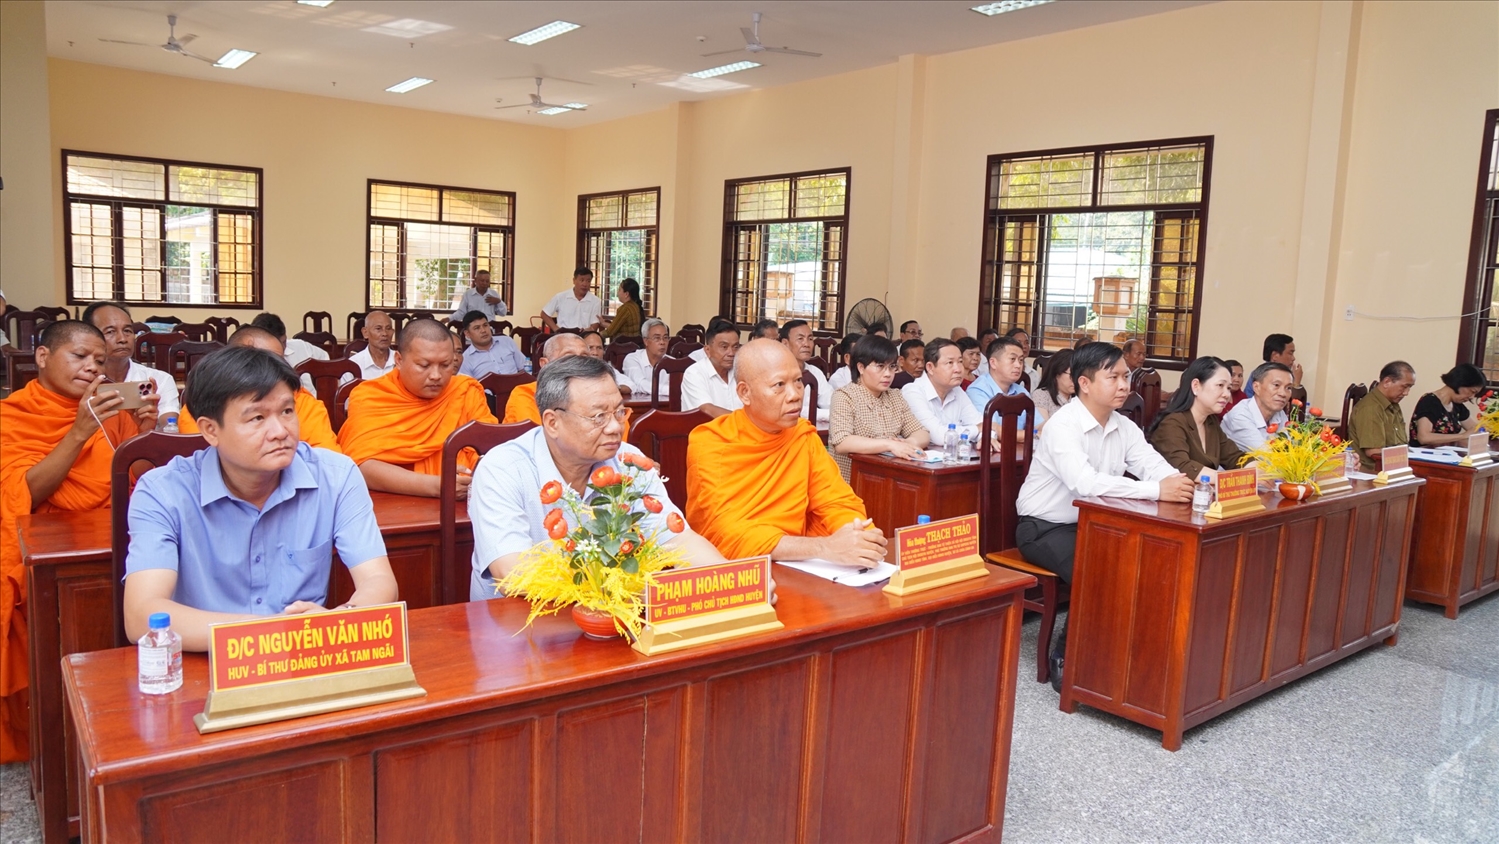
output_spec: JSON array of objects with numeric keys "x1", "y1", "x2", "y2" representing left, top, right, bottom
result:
[
  {"x1": 195, "y1": 602, "x2": 425, "y2": 734},
  {"x1": 883, "y1": 514, "x2": 988, "y2": 597},
  {"x1": 632, "y1": 557, "x2": 782, "y2": 656}
]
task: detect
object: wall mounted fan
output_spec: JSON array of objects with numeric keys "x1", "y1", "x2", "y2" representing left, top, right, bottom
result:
[{"x1": 846, "y1": 298, "x2": 893, "y2": 336}]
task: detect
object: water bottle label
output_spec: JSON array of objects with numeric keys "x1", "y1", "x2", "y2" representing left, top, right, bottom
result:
[{"x1": 139, "y1": 645, "x2": 170, "y2": 678}]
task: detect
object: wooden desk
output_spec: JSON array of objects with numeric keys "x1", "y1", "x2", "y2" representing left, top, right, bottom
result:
[
  {"x1": 850, "y1": 453, "x2": 1003, "y2": 539},
  {"x1": 1063, "y1": 480, "x2": 1421, "y2": 751},
  {"x1": 66, "y1": 566, "x2": 1032, "y2": 844},
  {"x1": 1408, "y1": 459, "x2": 1499, "y2": 617},
  {"x1": 21, "y1": 494, "x2": 470, "y2": 844}
]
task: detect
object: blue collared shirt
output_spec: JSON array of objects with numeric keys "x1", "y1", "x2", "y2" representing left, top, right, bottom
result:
[
  {"x1": 966, "y1": 371, "x2": 1030, "y2": 429},
  {"x1": 459, "y1": 336, "x2": 528, "y2": 380},
  {"x1": 467, "y1": 426, "x2": 686, "y2": 601},
  {"x1": 125, "y1": 443, "x2": 387, "y2": 615}
]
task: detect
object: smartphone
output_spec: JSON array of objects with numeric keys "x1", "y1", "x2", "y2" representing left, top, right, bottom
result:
[{"x1": 95, "y1": 380, "x2": 152, "y2": 410}]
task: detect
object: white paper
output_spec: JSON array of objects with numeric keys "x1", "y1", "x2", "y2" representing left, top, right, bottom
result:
[
  {"x1": 1346, "y1": 470, "x2": 1378, "y2": 480},
  {"x1": 776, "y1": 558, "x2": 897, "y2": 587},
  {"x1": 1408, "y1": 447, "x2": 1463, "y2": 465}
]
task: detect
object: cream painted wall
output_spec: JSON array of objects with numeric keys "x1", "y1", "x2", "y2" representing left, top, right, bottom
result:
[{"x1": 1, "y1": 0, "x2": 55, "y2": 306}]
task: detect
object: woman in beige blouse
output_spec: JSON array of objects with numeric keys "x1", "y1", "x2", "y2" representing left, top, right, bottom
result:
[
  {"x1": 828, "y1": 335, "x2": 931, "y2": 481},
  {"x1": 1031, "y1": 349, "x2": 1074, "y2": 431}
]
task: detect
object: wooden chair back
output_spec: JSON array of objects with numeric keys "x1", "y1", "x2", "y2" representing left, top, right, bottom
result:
[
  {"x1": 1132, "y1": 369, "x2": 1163, "y2": 430},
  {"x1": 1337, "y1": 382, "x2": 1369, "y2": 440},
  {"x1": 813, "y1": 336, "x2": 839, "y2": 365},
  {"x1": 440, "y1": 421, "x2": 536, "y2": 604},
  {"x1": 293, "y1": 330, "x2": 340, "y2": 358},
  {"x1": 134, "y1": 331, "x2": 186, "y2": 369},
  {"x1": 174, "y1": 322, "x2": 215, "y2": 342},
  {"x1": 331, "y1": 378, "x2": 361, "y2": 433},
  {"x1": 110, "y1": 432, "x2": 209, "y2": 647},
  {"x1": 605, "y1": 341, "x2": 639, "y2": 373},
  {"x1": 490, "y1": 320, "x2": 513, "y2": 337},
  {"x1": 4, "y1": 349, "x2": 38, "y2": 391},
  {"x1": 343, "y1": 339, "x2": 369, "y2": 355},
  {"x1": 34, "y1": 305, "x2": 72, "y2": 322},
  {"x1": 800, "y1": 368, "x2": 819, "y2": 420},
  {"x1": 479, "y1": 373, "x2": 535, "y2": 418},
  {"x1": 296, "y1": 358, "x2": 360, "y2": 419},
  {"x1": 347, "y1": 311, "x2": 366, "y2": 342},
  {"x1": 651, "y1": 355, "x2": 696, "y2": 411},
  {"x1": 512, "y1": 327, "x2": 543, "y2": 357},
  {"x1": 668, "y1": 340, "x2": 702, "y2": 359},
  {"x1": 628, "y1": 408, "x2": 712, "y2": 510},
  {"x1": 805, "y1": 357, "x2": 835, "y2": 378},
  {"x1": 167, "y1": 340, "x2": 224, "y2": 379},
  {"x1": 203, "y1": 316, "x2": 239, "y2": 343},
  {"x1": 3, "y1": 310, "x2": 46, "y2": 352},
  {"x1": 978, "y1": 393, "x2": 1036, "y2": 552},
  {"x1": 1119, "y1": 392, "x2": 1145, "y2": 428},
  {"x1": 144, "y1": 315, "x2": 181, "y2": 326},
  {"x1": 676, "y1": 324, "x2": 705, "y2": 344},
  {"x1": 303, "y1": 311, "x2": 333, "y2": 334}
]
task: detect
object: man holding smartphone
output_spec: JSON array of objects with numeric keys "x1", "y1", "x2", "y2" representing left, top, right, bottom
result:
[{"x1": 82, "y1": 301, "x2": 178, "y2": 419}]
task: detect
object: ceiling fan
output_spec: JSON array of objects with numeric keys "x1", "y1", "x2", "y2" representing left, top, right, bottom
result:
[
  {"x1": 99, "y1": 14, "x2": 214, "y2": 64},
  {"x1": 702, "y1": 12, "x2": 821, "y2": 58},
  {"x1": 496, "y1": 77, "x2": 586, "y2": 112}
]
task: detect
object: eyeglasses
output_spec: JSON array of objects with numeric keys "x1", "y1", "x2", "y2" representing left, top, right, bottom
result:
[{"x1": 557, "y1": 406, "x2": 629, "y2": 429}]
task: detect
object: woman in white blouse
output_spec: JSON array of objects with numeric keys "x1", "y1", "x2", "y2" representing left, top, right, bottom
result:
[{"x1": 1031, "y1": 349, "x2": 1074, "y2": 432}]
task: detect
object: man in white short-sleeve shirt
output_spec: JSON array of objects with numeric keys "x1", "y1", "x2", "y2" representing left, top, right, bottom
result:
[
  {"x1": 680, "y1": 320, "x2": 741, "y2": 417},
  {"x1": 1221, "y1": 362, "x2": 1294, "y2": 453},
  {"x1": 82, "y1": 301, "x2": 179, "y2": 417},
  {"x1": 902, "y1": 338, "x2": 980, "y2": 443},
  {"x1": 539, "y1": 268, "x2": 604, "y2": 332},
  {"x1": 451, "y1": 270, "x2": 508, "y2": 321},
  {"x1": 779, "y1": 319, "x2": 830, "y2": 424},
  {"x1": 467, "y1": 355, "x2": 725, "y2": 600},
  {"x1": 341, "y1": 310, "x2": 396, "y2": 386}
]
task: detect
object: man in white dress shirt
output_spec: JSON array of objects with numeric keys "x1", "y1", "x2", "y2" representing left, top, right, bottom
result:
[
  {"x1": 1220, "y1": 362, "x2": 1294, "y2": 452},
  {"x1": 539, "y1": 267, "x2": 604, "y2": 332},
  {"x1": 450, "y1": 269, "x2": 507, "y2": 321},
  {"x1": 1015, "y1": 341, "x2": 1194, "y2": 689},
  {"x1": 624, "y1": 318, "x2": 671, "y2": 399},
  {"x1": 82, "y1": 302, "x2": 179, "y2": 419},
  {"x1": 341, "y1": 310, "x2": 396, "y2": 386},
  {"x1": 681, "y1": 320, "x2": 741, "y2": 417},
  {"x1": 779, "y1": 319, "x2": 829, "y2": 424},
  {"x1": 251, "y1": 312, "x2": 325, "y2": 394},
  {"x1": 581, "y1": 330, "x2": 634, "y2": 399},
  {"x1": 457, "y1": 310, "x2": 526, "y2": 380},
  {"x1": 901, "y1": 338, "x2": 980, "y2": 444}
]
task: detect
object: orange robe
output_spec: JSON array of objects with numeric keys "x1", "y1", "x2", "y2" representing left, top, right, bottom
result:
[
  {"x1": 0, "y1": 382, "x2": 137, "y2": 762},
  {"x1": 503, "y1": 380, "x2": 631, "y2": 437},
  {"x1": 686, "y1": 409, "x2": 868, "y2": 559},
  {"x1": 338, "y1": 371, "x2": 495, "y2": 474},
  {"x1": 179, "y1": 389, "x2": 340, "y2": 453}
]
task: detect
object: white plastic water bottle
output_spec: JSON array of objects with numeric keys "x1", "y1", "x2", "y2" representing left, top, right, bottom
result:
[
  {"x1": 1191, "y1": 473, "x2": 1214, "y2": 514},
  {"x1": 1344, "y1": 449, "x2": 1360, "y2": 475},
  {"x1": 944, "y1": 424, "x2": 959, "y2": 464},
  {"x1": 162, "y1": 413, "x2": 179, "y2": 434},
  {"x1": 958, "y1": 432, "x2": 973, "y2": 461},
  {"x1": 138, "y1": 612, "x2": 183, "y2": 695}
]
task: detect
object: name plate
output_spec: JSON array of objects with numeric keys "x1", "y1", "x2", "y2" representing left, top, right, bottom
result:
[
  {"x1": 633, "y1": 557, "x2": 782, "y2": 656},
  {"x1": 1461, "y1": 431, "x2": 1493, "y2": 467},
  {"x1": 1374, "y1": 444, "x2": 1413, "y2": 484},
  {"x1": 1206, "y1": 467, "x2": 1265, "y2": 520},
  {"x1": 1315, "y1": 459, "x2": 1352, "y2": 494},
  {"x1": 883, "y1": 514, "x2": 989, "y2": 596},
  {"x1": 195, "y1": 603, "x2": 425, "y2": 734}
]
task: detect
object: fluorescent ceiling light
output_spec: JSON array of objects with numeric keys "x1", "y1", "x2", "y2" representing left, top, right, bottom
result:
[
  {"x1": 385, "y1": 77, "x2": 434, "y2": 93},
  {"x1": 659, "y1": 75, "x2": 749, "y2": 93},
  {"x1": 688, "y1": 61, "x2": 760, "y2": 79},
  {"x1": 362, "y1": 18, "x2": 452, "y2": 38},
  {"x1": 537, "y1": 103, "x2": 588, "y2": 115},
  {"x1": 508, "y1": 21, "x2": 581, "y2": 46},
  {"x1": 297, "y1": 0, "x2": 335, "y2": 7},
  {"x1": 971, "y1": 0, "x2": 1055, "y2": 15},
  {"x1": 213, "y1": 49, "x2": 258, "y2": 69}
]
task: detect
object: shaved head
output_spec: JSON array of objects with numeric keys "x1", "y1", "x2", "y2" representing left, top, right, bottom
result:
[
  {"x1": 734, "y1": 338, "x2": 805, "y2": 433},
  {"x1": 398, "y1": 318, "x2": 453, "y2": 353},
  {"x1": 542, "y1": 332, "x2": 586, "y2": 365},
  {"x1": 39, "y1": 320, "x2": 105, "y2": 351},
  {"x1": 228, "y1": 325, "x2": 285, "y2": 355},
  {"x1": 35, "y1": 320, "x2": 107, "y2": 398}
]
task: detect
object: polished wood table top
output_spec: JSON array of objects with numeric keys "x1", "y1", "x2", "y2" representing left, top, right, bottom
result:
[
  {"x1": 1075, "y1": 476, "x2": 1425, "y2": 530},
  {"x1": 68, "y1": 564, "x2": 1032, "y2": 784}
]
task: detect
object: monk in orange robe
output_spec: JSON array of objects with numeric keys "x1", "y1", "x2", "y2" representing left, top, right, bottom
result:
[
  {"x1": 0, "y1": 321, "x2": 157, "y2": 761},
  {"x1": 687, "y1": 339, "x2": 886, "y2": 564},
  {"x1": 177, "y1": 326, "x2": 340, "y2": 452},
  {"x1": 338, "y1": 318, "x2": 495, "y2": 498}
]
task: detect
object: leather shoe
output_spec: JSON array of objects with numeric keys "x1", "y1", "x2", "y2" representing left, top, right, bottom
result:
[{"x1": 1048, "y1": 652, "x2": 1063, "y2": 694}]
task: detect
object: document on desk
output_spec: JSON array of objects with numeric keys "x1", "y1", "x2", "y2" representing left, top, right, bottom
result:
[
  {"x1": 777, "y1": 558, "x2": 897, "y2": 586},
  {"x1": 1408, "y1": 447, "x2": 1464, "y2": 465}
]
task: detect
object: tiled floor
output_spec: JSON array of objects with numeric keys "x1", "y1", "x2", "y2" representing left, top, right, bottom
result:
[{"x1": 2, "y1": 595, "x2": 1493, "y2": 843}]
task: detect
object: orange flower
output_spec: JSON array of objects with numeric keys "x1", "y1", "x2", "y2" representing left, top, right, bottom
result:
[
  {"x1": 1330, "y1": 435, "x2": 1342, "y2": 446},
  {"x1": 618, "y1": 540, "x2": 636, "y2": 555},
  {"x1": 543, "y1": 508, "x2": 566, "y2": 532},
  {"x1": 1291, "y1": 399, "x2": 1304, "y2": 407},
  {"x1": 539, "y1": 480, "x2": 563, "y2": 505},
  {"x1": 666, "y1": 512, "x2": 685, "y2": 533},
  {"x1": 1267, "y1": 423, "x2": 1280, "y2": 434},
  {"x1": 547, "y1": 519, "x2": 569, "y2": 541},
  {"x1": 641, "y1": 495, "x2": 663, "y2": 514},
  {"x1": 565, "y1": 539, "x2": 576, "y2": 552},
  {"x1": 590, "y1": 466, "x2": 621, "y2": 487},
  {"x1": 1308, "y1": 406, "x2": 1323, "y2": 417}
]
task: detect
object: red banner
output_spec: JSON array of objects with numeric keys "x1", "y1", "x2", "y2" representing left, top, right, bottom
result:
[
  {"x1": 895, "y1": 514, "x2": 980, "y2": 570},
  {"x1": 647, "y1": 558, "x2": 770, "y2": 625},
  {"x1": 207, "y1": 603, "x2": 409, "y2": 692}
]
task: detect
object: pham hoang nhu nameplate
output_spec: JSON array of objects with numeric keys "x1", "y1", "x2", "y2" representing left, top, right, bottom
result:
[{"x1": 633, "y1": 556, "x2": 782, "y2": 656}]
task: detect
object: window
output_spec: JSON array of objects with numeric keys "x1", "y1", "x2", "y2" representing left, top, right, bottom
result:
[
  {"x1": 366, "y1": 180, "x2": 515, "y2": 313},
  {"x1": 63, "y1": 151, "x2": 262, "y2": 306},
  {"x1": 979, "y1": 138, "x2": 1212, "y2": 364},
  {"x1": 721, "y1": 168, "x2": 849, "y2": 333},
  {"x1": 1458, "y1": 110, "x2": 1499, "y2": 379},
  {"x1": 577, "y1": 188, "x2": 660, "y2": 318}
]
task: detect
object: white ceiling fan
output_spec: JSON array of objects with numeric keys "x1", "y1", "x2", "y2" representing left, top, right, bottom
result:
[
  {"x1": 496, "y1": 77, "x2": 586, "y2": 113},
  {"x1": 99, "y1": 14, "x2": 214, "y2": 64},
  {"x1": 702, "y1": 12, "x2": 822, "y2": 58}
]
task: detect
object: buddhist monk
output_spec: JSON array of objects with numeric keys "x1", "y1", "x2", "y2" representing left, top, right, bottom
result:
[
  {"x1": 338, "y1": 318, "x2": 496, "y2": 498},
  {"x1": 503, "y1": 333, "x2": 587, "y2": 425},
  {"x1": 176, "y1": 326, "x2": 341, "y2": 452},
  {"x1": 686, "y1": 339, "x2": 886, "y2": 564},
  {"x1": 0, "y1": 321, "x2": 158, "y2": 761}
]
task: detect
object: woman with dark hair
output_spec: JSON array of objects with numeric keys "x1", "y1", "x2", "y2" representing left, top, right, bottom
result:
[
  {"x1": 1409, "y1": 363, "x2": 1485, "y2": 446},
  {"x1": 1031, "y1": 349, "x2": 1074, "y2": 431},
  {"x1": 956, "y1": 335, "x2": 982, "y2": 389},
  {"x1": 1147, "y1": 356, "x2": 1245, "y2": 481},
  {"x1": 828, "y1": 335, "x2": 930, "y2": 481},
  {"x1": 602, "y1": 277, "x2": 643, "y2": 340},
  {"x1": 827, "y1": 332, "x2": 862, "y2": 393}
]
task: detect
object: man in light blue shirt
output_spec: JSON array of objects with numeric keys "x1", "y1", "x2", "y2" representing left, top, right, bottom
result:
[
  {"x1": 124, "y1": 346, "x2": 397, "y2": 650},
  {"x1": 458, "y1": 310, "x2": 527, "y2": 379},
  {"x1": 967, "y1": 335, "x2": 1031, "y2": 431},
  {"x1": 467, "y1": 356, "x2": 726, "y2": 601},
  {"x1": 451, "y1": 269, "x2": 507, "y2": 320}
]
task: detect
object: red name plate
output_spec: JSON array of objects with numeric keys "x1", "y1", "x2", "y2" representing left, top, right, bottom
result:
[
  {"x1": 647, "y1": 557, "x2": 770, "y2": 625},
  {"x1": 1381, "y1": 444, "x2": 1409, "y2": 472},
  {"x1": 208, "y1": 603, "x2": 410, "y2": 692},
  {"x1": 895, "y1": 514, "x2": 979, "y2": 570},
  {"x1": 1215, "y1": 467, "x2": 1259, "y2": 503}
]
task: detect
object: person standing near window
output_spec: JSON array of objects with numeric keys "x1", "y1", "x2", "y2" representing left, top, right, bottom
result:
[
  {"x1": 451, "y1": 269, "x2": 507, "y2": 321},
  {"x1": 540, "y1": 268, "x2": 604, "y2": 332}
]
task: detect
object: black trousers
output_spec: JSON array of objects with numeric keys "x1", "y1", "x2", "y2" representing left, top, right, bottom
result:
[{"x1": 1015, "y1": 516, "x2": 1078, "y2": 584}]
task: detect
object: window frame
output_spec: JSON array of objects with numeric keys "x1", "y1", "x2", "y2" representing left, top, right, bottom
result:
[
  {"x1": 576, "y1": 187, "x2": 661, "y2": 320},
  {"x1": 1457, "y1": 109, "x2": 1499, "y2": 376},
  {"x1": 977, "y1": 136, "x2": 1214, "y2": 369},
  {"x1": 719, "y1": 166, "x2": 852, "y2": 335},
  {"x1": 364, "y1": 178, "x2": 517, "y2": 313},
  {"x1": 61, "y1": 149, "x2": 264, "y2": 308}
]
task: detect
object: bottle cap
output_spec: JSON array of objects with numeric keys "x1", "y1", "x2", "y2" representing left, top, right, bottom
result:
[
  {"x1": 1200, "y1": 473, "x2": 1212, "y2": 482},
  {"x1": 917, "y1": 515, "x2": 931, "y2": 524},
  {"x1": 148, "y1": 612, "x2": 170, "y2": 630},
  {"x1": 947, "y1": 423, "x2": 956, "y2": 429}
]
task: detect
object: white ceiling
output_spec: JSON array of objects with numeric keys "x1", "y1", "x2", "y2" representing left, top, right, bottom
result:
[{"x1": 45, "y1": 0, "x2": 1212, "y2": 126}]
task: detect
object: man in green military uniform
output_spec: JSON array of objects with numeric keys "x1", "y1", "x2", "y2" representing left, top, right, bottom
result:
[{"x1": 1347, "y1": 361, "x2": 1415, "y2": 471}]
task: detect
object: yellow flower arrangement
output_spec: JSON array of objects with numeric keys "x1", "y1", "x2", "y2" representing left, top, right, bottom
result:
[
  {"x1": 1240, "y1": 401, "x2": 1348, "y2": 490},
  {"x1": 497, "y1": 454, "x2": 686, "y2": 639},
  {"x1": 1477, "y1": 392, "x2": 1499, "y2": 438}
]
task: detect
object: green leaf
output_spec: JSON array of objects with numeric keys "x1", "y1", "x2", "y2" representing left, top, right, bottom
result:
[
  {"x1": 621, "y1": 557, "x2": 639, "y2": 574},
  {"x1": 572, "y1": 571, "x2": 583, "y2": 586}
]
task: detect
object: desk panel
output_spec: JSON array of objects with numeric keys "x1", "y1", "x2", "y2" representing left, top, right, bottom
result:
[{"x1": 1408, "y1": 460, "x2": 1499, "y2": 617}]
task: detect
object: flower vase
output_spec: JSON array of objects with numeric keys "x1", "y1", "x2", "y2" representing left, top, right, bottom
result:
[
  {"x1": 571, "y1": 605, "x2": 622, "y2": 640},
  {"x1": 1278, "y1": 482, "x2": 1313, "y2": 501}
]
